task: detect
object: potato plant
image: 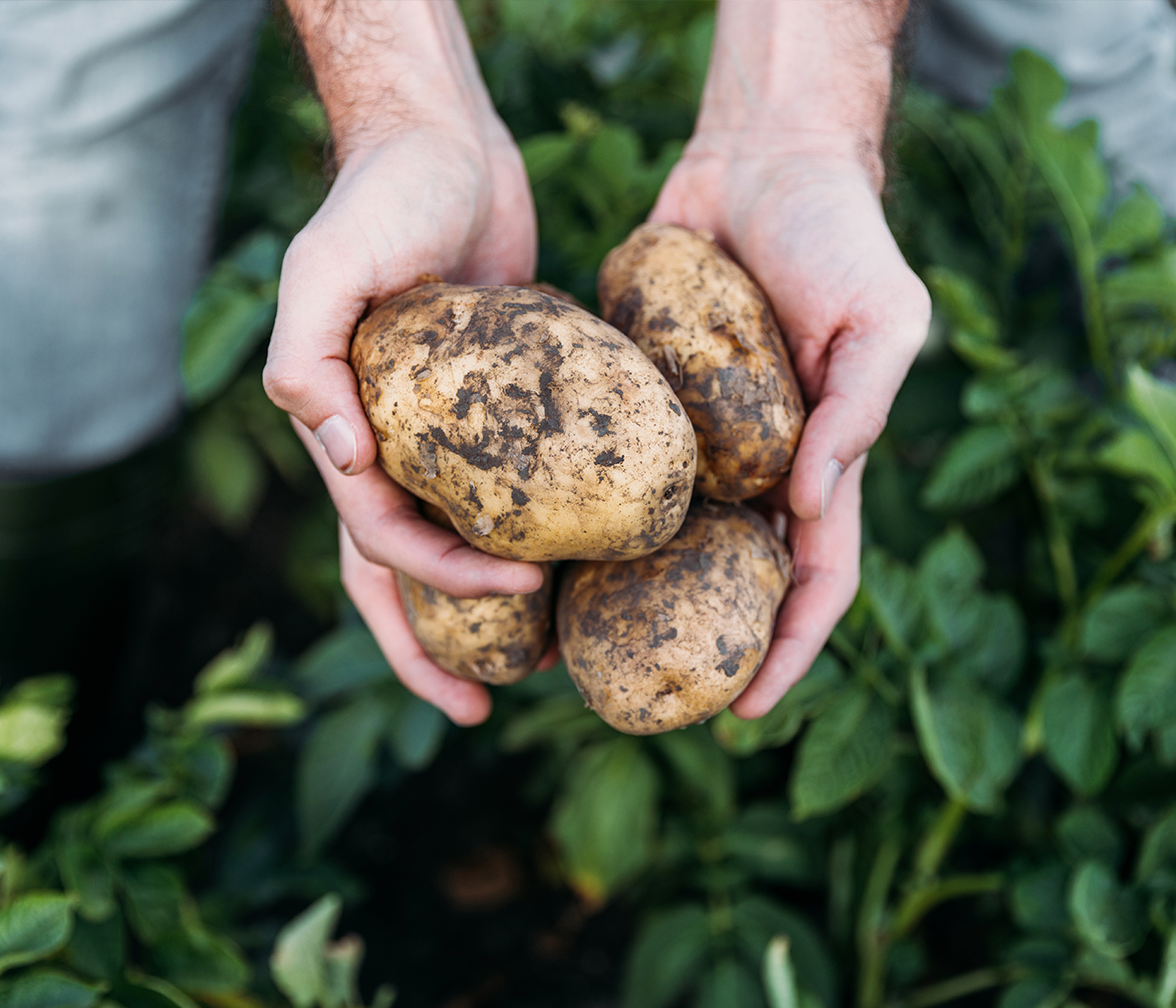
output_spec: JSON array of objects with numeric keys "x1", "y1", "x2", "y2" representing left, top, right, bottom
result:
[{"x1": 10, "y1": 3, "x2": 1176, "y2": 1007}]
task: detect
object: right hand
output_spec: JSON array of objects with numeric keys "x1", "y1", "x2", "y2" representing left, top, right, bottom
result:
[{"x1": 265, "y1": 121, "x2": 543, "y2": 725}]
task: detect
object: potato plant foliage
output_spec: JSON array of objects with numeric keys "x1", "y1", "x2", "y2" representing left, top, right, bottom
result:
[{"x1": 6, "y1": 4, "x2": 1176, "y2": 1007}]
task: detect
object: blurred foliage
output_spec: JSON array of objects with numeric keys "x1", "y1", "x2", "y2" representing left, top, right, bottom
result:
[{"x1": 10, "y1": 3, "x2": 1176, "y2": 1008}]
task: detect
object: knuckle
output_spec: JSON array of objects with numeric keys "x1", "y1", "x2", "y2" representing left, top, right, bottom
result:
[{"x1": 261, "y1": 363, "x2": 309, "y2": 414}]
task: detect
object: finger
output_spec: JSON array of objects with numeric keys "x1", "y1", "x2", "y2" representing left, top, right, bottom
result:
[
  {"x1": 340, "y1": 523, "x2": 492, "y2": 726},
  {"x1": 264, "y1": 228, "x2": 380, "y2": 476},
  {"x1": 296, "y1": 419, "x2": 544, "y2": 597},
  {"x1": 536, "y1": 641, "x2": 561, "y2": 671},
  {"x1": 785, "y1": 268, "x2": 929, "y2": 521},
  {"x1": 729, "y1": 456, "x2": 864, "y2": 720}
]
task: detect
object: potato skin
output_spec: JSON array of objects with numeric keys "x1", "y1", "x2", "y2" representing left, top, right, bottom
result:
[
  {"x1": 351, "y1": 282, "x2": 696, "y2": 561},
  {"x1": 397, "y1": 565, "x2": 553, "y2": 685},
  {"x1": 558, "y1": 502, "x2": 791, "y2": 734},
  {"x1": 598, "y1": 222, "x2": 805, "y2": 502}
]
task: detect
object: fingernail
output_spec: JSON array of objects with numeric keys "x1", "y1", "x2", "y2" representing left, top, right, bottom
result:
[
  {"x1": 314, "y1": 415, "x2": 358, "y2": 473},
  {"x1": 820, "y1": 459, "x2": 844, "y2": 519}
]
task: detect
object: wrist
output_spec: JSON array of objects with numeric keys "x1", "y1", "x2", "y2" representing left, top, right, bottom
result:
[
  {"x1": 286, "y1": 0, "x2": 503, "y2": 165},
  {"x1": 693, "y1": 0, "x2": 907, "y2": 192}
]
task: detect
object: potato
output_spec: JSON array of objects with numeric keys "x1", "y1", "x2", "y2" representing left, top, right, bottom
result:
[
  {"x1": 351, "y1": 281, "x2": 696, "y2": 562},
  {"x1": 558, "y1": 501, "x2": 791, "y2": 734},
  {"x1": 396, "y1": 502, "x2": 553, "y2": 685},
  {"x1": 598, "y1": 222, "x2": 805, "y2": 502}
]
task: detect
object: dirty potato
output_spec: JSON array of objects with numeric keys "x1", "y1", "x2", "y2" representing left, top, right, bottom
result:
[
  {"x1": 395, "y1": 501, "x2": 553, "y2": 685},
  {"x1": 598, "y1": 222, "x2": 805, "y2": 502},
  {"x1": 558, "y1": 501, "x2": 791, "y2": 734},
  {"x1": 397, "y1": 569, "x2": 553, "y2": 686},
  {"x1": 351, "y1": 282, "x2": 696, "y2": 562}
]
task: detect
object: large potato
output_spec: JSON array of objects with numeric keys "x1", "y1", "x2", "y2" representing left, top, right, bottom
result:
[
  {"x1": 351, "y1": 282, "x2": 696, "y2": 561},
  {"x1": 598, "y1": 222, "x2": 805, "y2": 502},
  {"x1": 558, "y1": 502, "x2": 791, "y2": 734}
]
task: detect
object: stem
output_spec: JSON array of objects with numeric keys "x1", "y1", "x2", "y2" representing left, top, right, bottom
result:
[
  {"x1": 1158, "y1": 931, "x2": 1176, "y2": 1008},
  {"x1": 907, "y1": 967, "x2": 1016, "y2": 1008},
  {"x1": 911, "y1": 798, "x2": 968, "y2": 887},
  {"x1": 891, "y1": 873, "x2": 1004, "y2": 939},
  {"x1": 1025, "y1": 453, "x2": 1080, "y2": 624},
  {"x1": 857, "y1": 836, "x2": 902, "y2": 1008},
  {"x1": 1084, "y1": 503, "x2": 1176, "y2": 607},
  {"x1": 829, "y1": 835, "x2": 856, "y2": 946},
  {"x1": 1027, "y1": 134, "x2": 1113, "y2": 388}
]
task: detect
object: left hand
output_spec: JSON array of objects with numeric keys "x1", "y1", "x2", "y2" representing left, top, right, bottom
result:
[{"x1": 649, "y1": 147, "x2": 929, "y2": 718}]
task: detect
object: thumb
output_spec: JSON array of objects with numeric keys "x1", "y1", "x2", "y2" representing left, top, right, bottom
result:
[
  {"x1": 263, "y1": 233, "x2": 380, "y2": 476},
  {"x1": 788, "y1": 286, "x2": 929, "y2": 521}
]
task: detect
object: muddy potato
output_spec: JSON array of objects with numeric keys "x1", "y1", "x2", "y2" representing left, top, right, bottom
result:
[
  {"x1": 396, "y1": 502, "x2": 553, "y2": 685},
  {"x1": 398, "y1": 570, "x2": 553, "y2": 685},
  {"x1": 351, "y1": 282, "x2": 696, "y2": 562},
  {"x1": 558, "y1": 502, "x2": 791, "y2": 734},
  {"x1": 598, "y1": 222, "x2": 805, "y2": 502}
]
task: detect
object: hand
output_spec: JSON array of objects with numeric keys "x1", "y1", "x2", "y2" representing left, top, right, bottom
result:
[
  {"x1": 651, "y1": 151, "x2": 929, "y2": 719},
  {"x1": 267, "y1": 2, "x2": 544, "y2": 723}
]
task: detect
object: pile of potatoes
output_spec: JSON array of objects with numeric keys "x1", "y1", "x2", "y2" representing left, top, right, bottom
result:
[{"x1": 349, "y1": 224, "x2": 805, "y2": 734}]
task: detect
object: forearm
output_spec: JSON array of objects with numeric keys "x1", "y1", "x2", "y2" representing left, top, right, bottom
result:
[
  {"x1": 696, "y1": 0, "x2": 908, "y2": 189},
  {"x1": 284, "y1": 0, "x2": 499, "y2": 163}
]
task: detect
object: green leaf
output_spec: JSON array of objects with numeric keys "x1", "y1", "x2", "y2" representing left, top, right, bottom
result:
[
  {"x1": 1105, "y1": 253, "x2": 1176, "y2": 315},
  {"x1": 1011, "y1": 864, "x2": 1070, "y2": 934},
  {"x1": 98, "y1": 801, "x2": 214, "y2": 860},
  {"x1": 186, "y1": 421, "x2": 267, "y2": 534},
  {"x1": 65, "y1": 913, "x2": 125, "y2": 982},
  {"x1": 925, "y1": 267, "x2": 999, "y2": 341},
  {"x1": 521, "y1": 133, "x2": 578, "y2": 185},
  {"x1": 56, "y1": 828, "x2": 116, "y2": 922},
  {"x1": 763, "y1": 936, "x2": 799, "y2": 1008},
  {"x1": 1136, "y1": 807, "x2": 1176, "y2": 891},
  {"x1": 297, "y1": 700, "x2": 388, "y2": 859},
  {"x1": 1116, "y1": 625, "x2": 1176, "y2": 750},
  {"x1": 860, "y1": 550, "x2": 923, "y2": 656},
  {"x1": 270, "y1": 894, "x2": 341, "y2": 1008},
  {"x1": 0, "y1": 893, "x2": 75, "y2": 974},
  {"x1": 180, "y1": 737, "x2": 235, "y2": 809},
  {"x1": 182, "y1": 690, "x2": 305, "y2": 729},
  {"x1": 551, "y1": 738, "x2": 659, "y2": 905},
  {"x1": 586, "y1": 124, "x2": 643, "y2": 197},
  {"x1": 1081, "y1": 586, "x2": 1169, "y2": 663},
  {"x1": 295, "y1": 629, "x2": 393, "y2": 702},
  {"x1": 694, "y1": 959, "x2": 765, "y2": 1008},
  {"x1": 917, "y1": 528, "x2": 986, "y2": 656},
  {"x1": 1127, "y1": 365, "x2": 1176, "y2": 472},
  {"x1": 921, "y1": 425, "x2": 1020, "y2": 511},
  {"x1": 1068, "y1": 860, "x2": 1145, "y2": 958},
  {"x1": 149, "y1": 923, "x2": 249, "y2": 995},
  {"x1": 1097, "y1": 427, "x2": 1176, "y2": 497},
  {"x1": 910, "y1": 667, "x2": 1022, "y2": 812},
  {"x1": 998, "y1": 978, "x2": 1062, "y2": 1008},
  {"x1": 789, "y1": 684, "x2": 894, "y2": 821},
  {"x1": 0, "y1": 701, "x2": 68, "y2": 765},
  {"x1": 0, "y1": 970, "x2": 105, "y2": 1008},
  {"x1": 1007, "y1": 49, "x2": 1068, "y2": 126},
  {"x1": 946, "y1": 593, "x2": 1025, "y2": 694},
  {"x1": 654, "y1": 727, "x2": 735, "y2": 824},
  {"x1": 1041, "y1": 675, "x2": 1118, "y2": 795},
  {"x1": 722, "y1": 805, "x2": 817, "y2": 885},
  {"x1": 181, "y1": 233, "x2": 280, "y2": 407},
  {"x1": 711, "y1": 653, "x2": 844, "y2": 757},
  {"x1": 193, "y1": 623, "x2": 273, "y2": 694},
  {"x1": 118, "y1": 865, "x2": 186, "y2": 945},
  {"x1": 1056, "y1": 806, "x2": 1123, "y2": 869},
  {"x1": 500, "y1": 695, "x2": 606, "y2": 752},
  {"x1": 622, "y1": 904, "x2": 710, "y2": 1008},
  {"x1": 387, "y1": 697, "x2": 446, "y2": 771},
  {"x1": 1099, "y1": 185, "x2": 1164, "y2": 258},
  {"x1": 731, "y1": 897, "x2": 838, "y2": 1008},
  {"x1": 111, "y1": 974, "x2": 199, "y2": 1008}
]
